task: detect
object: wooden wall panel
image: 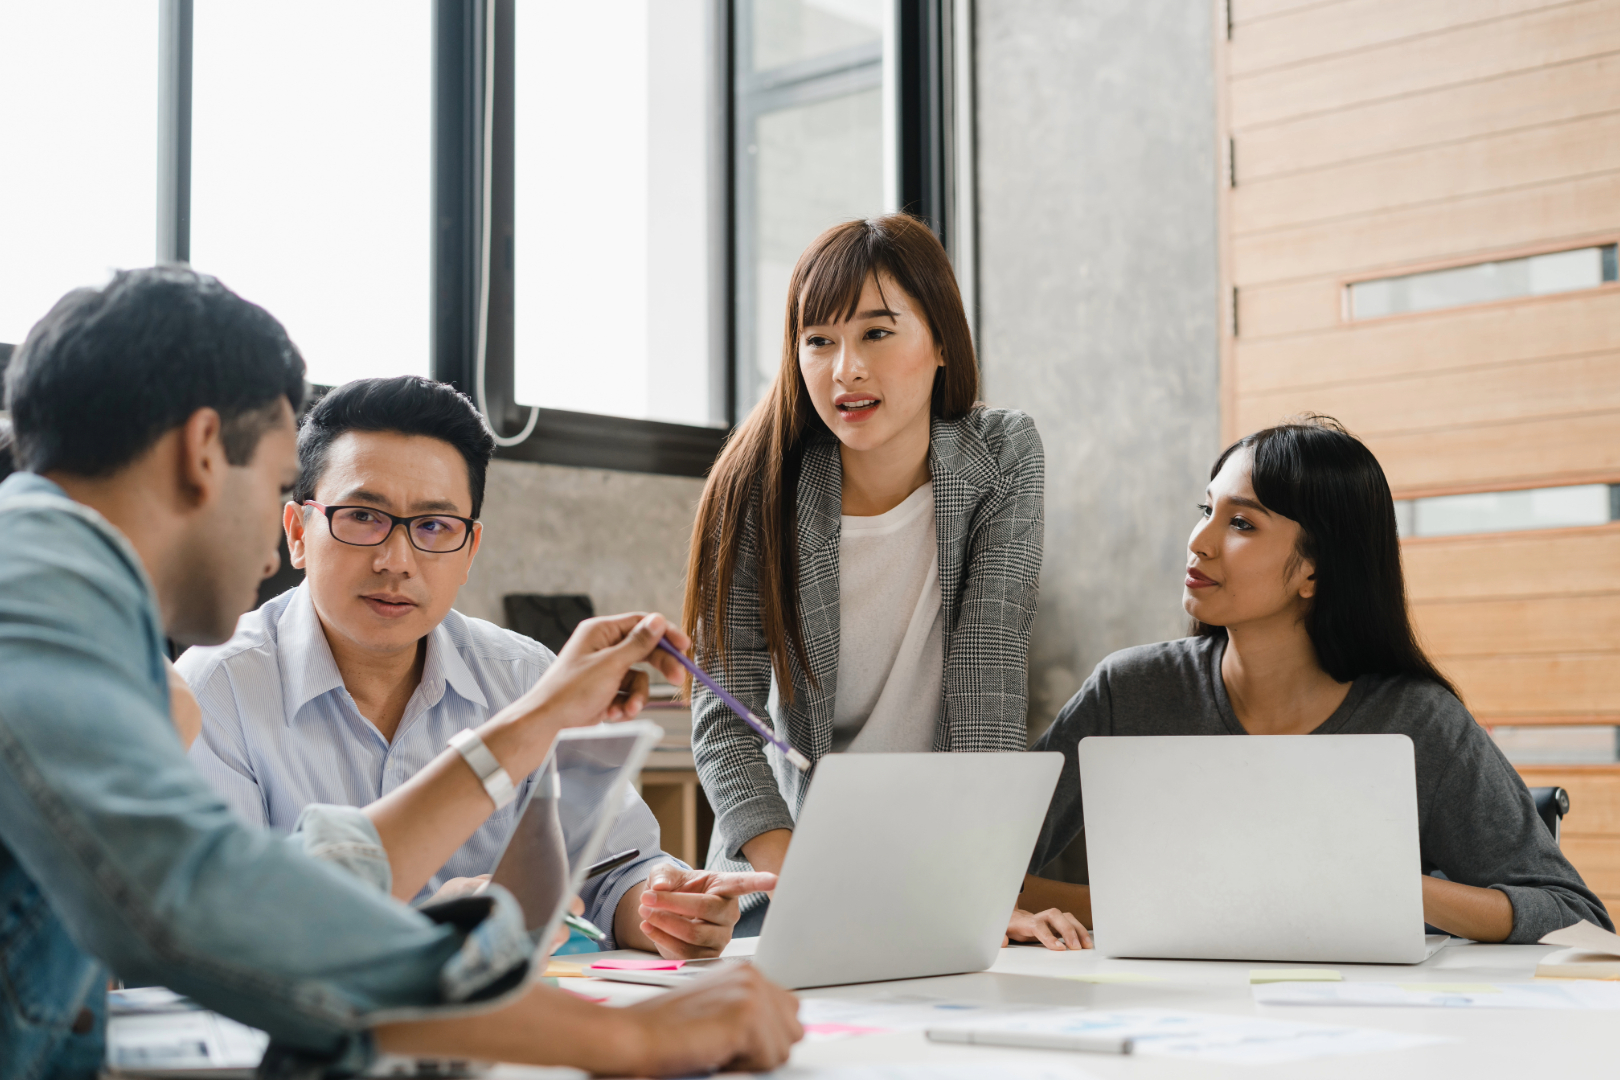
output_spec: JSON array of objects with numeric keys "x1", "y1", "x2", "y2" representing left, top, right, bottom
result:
[
  {"x1": 1239, "y1": 52, "x2": 1620, "y2": 182},
  {"x1": 1230, "y1": 0, "x2": 1337, "y2": 23},
  {"x1": 1233, "y1": 171, "x2": 1620, "y2": 285},
  {"x1": 1415, "y1": 595, "x2": 1620, "y2": 660},
  {"x1": 1233, "y1": 112, "x2": 1620, "y2": 235},
  {"x1": 1439, "y1": 655, "x2": 1620, "y2": 718},
  {"x1": 1235, "y1": 288, "x2": 1620, "y2": 393},
  {"x1": 1365, "y1": 412, "x2": 1620, "y2": 495},
  {"x1": 1235, "y1": 350, "x2": 1620, "y2": 438},
  {"x1": 1230, "y1": 1, "x2": 1620, "y2": 129},
  {"x1": 1229, "y1": 0, "x2": 1567, "y2": 79},
  {"x1": 1404, "y1": 527, "x2": 1620, "y2": 602}
]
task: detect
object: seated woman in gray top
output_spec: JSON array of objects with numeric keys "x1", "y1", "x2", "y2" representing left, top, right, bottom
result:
[{"x1": 1019, "y1": 415, "x2": 1610, "y2": 947}]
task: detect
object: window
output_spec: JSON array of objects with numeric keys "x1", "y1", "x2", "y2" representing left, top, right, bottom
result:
[
  {"x1": 1395, "y1": 483, "x2": 1619, "y2": 538},
  {"x1": 734, "y1": 0, "x2": 893, "y2": 413},
  {"x1": 1349, "y1": 243, "x2": 1619, "y2": 322},
  {"x1": 512, "y1": 0, "x2": 722, "y2": 428},
  {"x1": 0, "y1": 2, "x2": 157, "y2": 345},
  {"x1": 191, "y1": 1, "x2": 432, "y2": 389}
]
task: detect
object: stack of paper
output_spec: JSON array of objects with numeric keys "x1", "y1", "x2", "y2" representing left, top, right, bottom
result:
[{"x1": 1537, "y1": 919, "x2": 1620, "y2": 979}]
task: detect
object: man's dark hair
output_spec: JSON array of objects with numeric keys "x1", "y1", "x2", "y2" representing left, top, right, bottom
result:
[
  {"x1": 0, "y1": 416, "x2": 15, "y2": 483},
  {"x1": 3, "y1": 268, "x2": 306, "y2": 476},
  {"x1": 294, "y1": 377, "x2": 497, "y2": 518}
]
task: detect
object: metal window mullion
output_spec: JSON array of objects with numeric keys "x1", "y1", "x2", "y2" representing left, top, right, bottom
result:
[{"x1": 157, "y1": 0, "x2": 193, "y2": 266}]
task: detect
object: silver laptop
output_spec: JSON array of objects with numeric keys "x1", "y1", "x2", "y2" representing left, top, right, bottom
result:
[
  {"x1": 1080, "y1": 734, "x2": 1444, "y2": 964},
  {"x1": 591, "y1": 751, "x2": 1062, "y2": 990}
]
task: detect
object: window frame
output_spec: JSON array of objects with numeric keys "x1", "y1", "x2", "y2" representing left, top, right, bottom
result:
[{"x1": 6, "y1": 0, "x2": 970, "y2": 482}]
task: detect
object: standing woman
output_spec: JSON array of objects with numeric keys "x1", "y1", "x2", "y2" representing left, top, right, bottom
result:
[{"x1": 676, "y1": 214, "x2": 1044, "y2": 931}]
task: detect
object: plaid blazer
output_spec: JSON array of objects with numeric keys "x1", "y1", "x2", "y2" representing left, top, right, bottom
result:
[{"x1": 693, "y1": 406, "x2": 1045, "y2": 872}]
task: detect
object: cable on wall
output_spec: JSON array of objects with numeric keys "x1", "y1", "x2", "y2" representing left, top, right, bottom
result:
[{"x1": 474, "y1": 0, "x2": 537, "y2": 447}]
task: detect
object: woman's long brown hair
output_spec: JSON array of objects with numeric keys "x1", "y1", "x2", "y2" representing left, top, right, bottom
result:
[{"x1": 683, "y1": 214, "x2": 980, "y2": 700}]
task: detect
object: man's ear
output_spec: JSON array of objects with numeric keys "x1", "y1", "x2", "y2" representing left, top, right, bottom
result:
[
  {"x1": 284, "y1": 501, "x2": 309, "y2": 569},
  {"x1": 178, "y1": 408, "x2": 227, "y2": 509}
]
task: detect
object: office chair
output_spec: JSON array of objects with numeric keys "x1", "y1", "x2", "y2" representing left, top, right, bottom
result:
[{"x1": 1527, "y1": 786, "x2": 1571, "y2": 846}]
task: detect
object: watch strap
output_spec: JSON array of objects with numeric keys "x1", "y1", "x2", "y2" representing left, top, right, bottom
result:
[{"x1": 448, "y1": 728, "x2": 517, "y2": 810}]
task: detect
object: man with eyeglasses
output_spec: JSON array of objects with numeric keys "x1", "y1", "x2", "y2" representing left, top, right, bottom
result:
[
  {"x1": 0, "y1": 270, "x2": 798, "y2": 1079},
  {"x1": 179, "y1": 376, "x2": 766, "y2": 959}
]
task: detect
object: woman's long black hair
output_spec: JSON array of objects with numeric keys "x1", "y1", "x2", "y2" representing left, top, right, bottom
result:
[{"x1": 1195, "y1": 415, "x2": 1459, "y2": 699}]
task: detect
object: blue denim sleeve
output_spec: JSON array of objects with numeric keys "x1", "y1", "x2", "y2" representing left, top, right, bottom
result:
[{"x1": 0, "y1": 498, "x2": 529, "y2": 1058}]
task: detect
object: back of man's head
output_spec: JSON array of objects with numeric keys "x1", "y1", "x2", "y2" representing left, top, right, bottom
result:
[
  {"x1": 294, "y1": 376, "x2": 496, "y2": 517},
  {"x1": 4, "y1": 267, "x2": 306, "y2": 477}
]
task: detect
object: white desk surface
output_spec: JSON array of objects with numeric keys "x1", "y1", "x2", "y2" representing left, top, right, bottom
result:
[{"x1": 562, "y1": 939, "x2": 1612, "y2": 1077}]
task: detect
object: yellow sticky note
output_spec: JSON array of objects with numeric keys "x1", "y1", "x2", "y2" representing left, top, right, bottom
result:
[
  {"x1": 1401, "y1": 983, "x2": 1500, "y2": 993},
  {"x1": 1063, "y1": 972, "x2": 1166, "y2": 984},
  {"x1": 544, "y1": 961, "x2": 585, "y2": 978},
  {"x1": 1250, "y1": 969, "x2": 1343, "y2": 984}
]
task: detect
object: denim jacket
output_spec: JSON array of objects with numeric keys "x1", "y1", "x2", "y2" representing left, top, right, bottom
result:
[{"x1": 0, "y1": 474, "x2": 532, "y2": 1080}]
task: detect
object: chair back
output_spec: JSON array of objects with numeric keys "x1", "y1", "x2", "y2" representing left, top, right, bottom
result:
[{"x1": 1528, "y1": 786, "x2": 1571, "y2": 846}]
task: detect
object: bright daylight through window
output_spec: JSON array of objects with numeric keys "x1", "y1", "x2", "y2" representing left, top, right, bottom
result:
[
  {"x1": 190, "y1": 0, "x2": 432, "y2": 389},
  {"x1": 735, "y1": 0, "x2": 893, "y2": 414},
  {"x1": 0, "y1": 2, "x2": 157, "y2": 346},
  {"x1": 513, "y1": 0, "x2": 720, "y2": 427}
]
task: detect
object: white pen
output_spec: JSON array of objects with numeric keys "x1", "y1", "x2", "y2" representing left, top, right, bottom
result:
[{"x1": 926, "y1": 1027, "x2": 1134, "y2": 1055}]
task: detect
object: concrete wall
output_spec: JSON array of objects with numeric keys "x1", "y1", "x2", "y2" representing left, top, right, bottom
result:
[
  {"x1": 458, "y1": 459, "x2": 703, "y2": 629},
  {"x1": 974, "y1": 0, "x2": 1222, "y2": 737}
]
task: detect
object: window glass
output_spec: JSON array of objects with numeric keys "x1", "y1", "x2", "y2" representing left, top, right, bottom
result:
[
  {"x1": 512, "y1": 0, "x2": 717, "y2": 427},
  {"x1": 1350, "y1": 244, "x2": 1619, "y2": 321},
  {"x1": 190, "y1": 1, "x2": 431, "y2": 388},
  {"x1": 750, "y1": 0, "x2": 884, "y2": 71},
  {"x1": 735, "y1": 0, "x2": 891, "y2": 414},
  {"x1": 1396, "y1": 483, "x2": 1616, "y2": 538},
  {"x1": 0, "y1": 2, "x2": 157, "y2": 344}
]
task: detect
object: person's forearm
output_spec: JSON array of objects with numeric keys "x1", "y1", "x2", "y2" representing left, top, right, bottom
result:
[
  {"x1": 740, "y1": 829, "x2": 792, "y2": 878},
  {"x1": 375, "y1": 983, "x2": 645, "y2": 1073},
  {"x1": 367, "y1": 708, "x2": 566, "y2": 900},
  {"x1": 615, "y1": 880, "x2": 657, "y2": 951},
  {"x1": 1421, "y1": 875, "x2": 1514, "y2": 942},
  {"x1": 1019, "y1": 874, "x2": 1092, "y2": 929}
]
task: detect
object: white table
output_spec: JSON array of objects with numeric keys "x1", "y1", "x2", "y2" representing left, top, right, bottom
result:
[{"x1": 560, "y1": 940, "x2": 1611, "y2": 1077}]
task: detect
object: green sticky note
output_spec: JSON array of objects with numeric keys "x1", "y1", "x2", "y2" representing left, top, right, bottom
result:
[
  {"x1": 1401, "y1": 983, "x2": 1500, "y2": 993},
  {"x1": 1063, "y1": 972, "x2": 1166, "y2": 984},
  {"x1": 1250, "y1": 969, "x2": 1344, "y2": 983}
]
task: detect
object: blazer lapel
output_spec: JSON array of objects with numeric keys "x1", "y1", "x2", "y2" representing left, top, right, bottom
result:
[
  {"x1": 791, "y1": 436, "x2": 844, "y2": 760},
  {"x1": 929, "y1": 415, "x2": 987, "y2": 644}
]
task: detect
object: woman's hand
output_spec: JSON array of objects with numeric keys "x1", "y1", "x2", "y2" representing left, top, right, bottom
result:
[
  {"x1": 619, "y1": 965, "x2": 801, "y2": 1075},
  {"x1": 1004, "y1": 907, "x2": 1092, "y2": 951}
]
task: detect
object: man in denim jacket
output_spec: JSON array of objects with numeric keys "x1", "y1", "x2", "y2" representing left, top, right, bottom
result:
[{"x1": 0, "y1": 269, "x2": 799, "y2": 1079}]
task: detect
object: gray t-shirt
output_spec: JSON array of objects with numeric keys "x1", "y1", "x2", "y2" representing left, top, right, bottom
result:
[{"x1": 1030, "y1": 634, "x2": 1611, "y2": 943}]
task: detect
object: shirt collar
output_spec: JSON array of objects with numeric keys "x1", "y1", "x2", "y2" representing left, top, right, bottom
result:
[
  {"x1": 275, "y1": 583, "x2": 349, "y2": 714},
  {"x1": 420, "y1": 615, "x2": 489, "y2": 712},
  {"x1": 274, "y1": 583, "x2": 489, "y2": 716}
]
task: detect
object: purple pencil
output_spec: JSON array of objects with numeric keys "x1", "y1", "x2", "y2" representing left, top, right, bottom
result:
[{"x1": 656, "y1": 638, "x2": 811, "y2": 772}]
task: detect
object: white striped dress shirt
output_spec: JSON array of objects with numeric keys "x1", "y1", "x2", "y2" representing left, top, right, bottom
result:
[{"x1": 178, "y1": 583, "x2": 676, "y2": 945}]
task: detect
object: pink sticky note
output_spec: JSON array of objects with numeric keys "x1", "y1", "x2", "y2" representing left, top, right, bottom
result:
[
  {"x1": 589, "y1": 959, "x2": 686, "y2": 971},
  {"x1": 802, "y1": 1023, "x2": 889, "y2": 1039}
]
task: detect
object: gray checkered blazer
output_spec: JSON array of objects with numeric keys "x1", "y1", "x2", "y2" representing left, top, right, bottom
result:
[{"x1": 693, "y1": 406, "x2": 1044, "y2": 874}]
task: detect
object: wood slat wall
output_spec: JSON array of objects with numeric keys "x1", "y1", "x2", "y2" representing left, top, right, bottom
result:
[{"x1": 1215, "y1": 0, "x2": 1620, "y2": 906}]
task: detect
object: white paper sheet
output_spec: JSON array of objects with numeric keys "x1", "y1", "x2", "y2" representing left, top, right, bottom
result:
[
  {"x1": 1253, "y1": 980, "x2": 1620, "y2": 1010},
  {"x1": 1540, "y1": 919, "x2": 1620, "y2": 956},
  {"x1": 926, "y1": 1008, "x2": 1444, "y2": 1065},
  {"x1": 801, "y1": 996, "x2": 1442, "y2": 1065}
]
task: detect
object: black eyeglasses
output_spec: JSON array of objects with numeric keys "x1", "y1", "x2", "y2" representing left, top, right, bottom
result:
[{"x1": 303, "y1": 502, "x2": 477, "y2": 554}]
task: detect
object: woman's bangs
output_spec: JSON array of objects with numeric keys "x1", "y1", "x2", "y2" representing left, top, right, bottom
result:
[{"x1": 796, "y1": 240, "x2": 884, "y2": 330}]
